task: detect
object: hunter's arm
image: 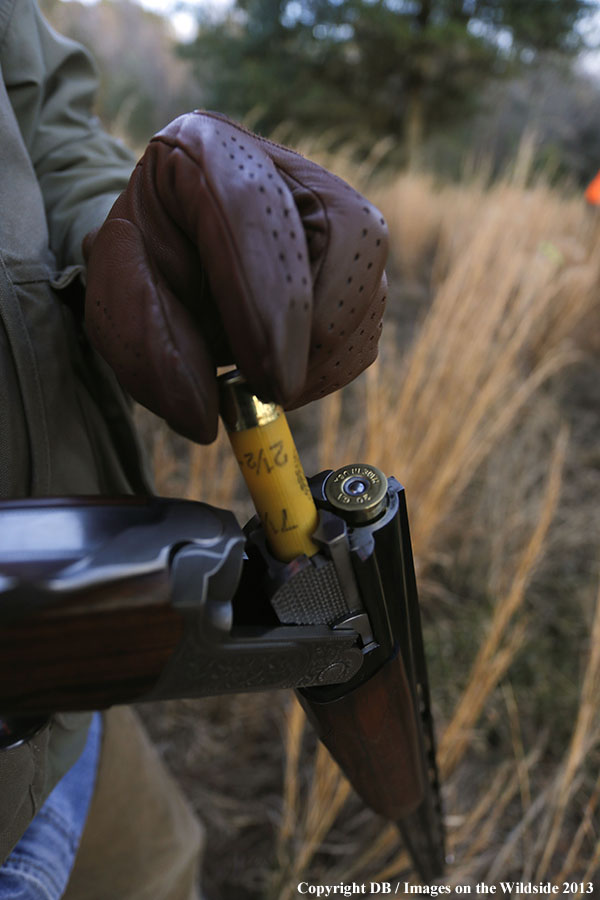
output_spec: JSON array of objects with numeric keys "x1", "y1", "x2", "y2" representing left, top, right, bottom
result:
[{"x1": 2, "y1": 0, "x2": 135, "y2": 268}]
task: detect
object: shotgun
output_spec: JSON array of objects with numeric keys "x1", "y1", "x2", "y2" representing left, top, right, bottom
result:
[{"x1": 0, "y1": 372, "x2": 444, "y2": 881}]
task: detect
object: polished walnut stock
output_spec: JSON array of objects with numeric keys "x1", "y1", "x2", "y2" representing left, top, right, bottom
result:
[{"x1": 0, "y1": 571, "x2": 183, "y2": 713}]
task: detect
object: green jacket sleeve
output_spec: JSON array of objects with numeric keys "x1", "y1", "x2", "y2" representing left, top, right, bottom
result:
[{"x1": 1, "y1": 0, "x2": 136, "y2": 268}]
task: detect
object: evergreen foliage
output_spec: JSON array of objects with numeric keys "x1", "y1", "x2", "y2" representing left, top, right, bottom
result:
[{"x1": 180, "y1": 0, "x2": 597, "y2": 158}]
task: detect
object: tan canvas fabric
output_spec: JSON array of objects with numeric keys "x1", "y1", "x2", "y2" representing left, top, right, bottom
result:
[{"x1": 63, "y1": 707, "x2": 204, "y2": 900}]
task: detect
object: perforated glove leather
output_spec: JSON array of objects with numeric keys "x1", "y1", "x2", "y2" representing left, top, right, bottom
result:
[{"x1": 84, "y1": 111, "x2": 388, "y2": 443}]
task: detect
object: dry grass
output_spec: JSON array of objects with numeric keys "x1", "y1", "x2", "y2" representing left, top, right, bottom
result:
[
  {"x1": 533, "y1": 577, "x2": 600, "y2": 883},
  {"x1": 438, "y1": 427, "x2": 568, "y2": 779},
  {"x1": 363, "y1": 172, "x2": 597, "y2": 559},
  {"x1": 139, "y1": 151, "x2": 600, "y2": 896}
]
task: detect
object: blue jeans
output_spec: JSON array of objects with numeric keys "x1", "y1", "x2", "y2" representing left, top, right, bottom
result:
[{"x1": 0, "y1": 713, "x2": 102, "y2": 900}]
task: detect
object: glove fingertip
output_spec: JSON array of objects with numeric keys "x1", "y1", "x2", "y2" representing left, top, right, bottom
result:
[
  {"x1": 166, "y1": 404, "x2": 219, "y2": 445},
  {"x1": 234, "y1": 312, "x2": 310, "y2": 409}
]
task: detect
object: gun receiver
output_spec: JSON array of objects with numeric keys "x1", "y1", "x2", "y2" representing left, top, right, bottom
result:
[{"x1": 0, "y1": 496, "x2": 362, "y2": 713}]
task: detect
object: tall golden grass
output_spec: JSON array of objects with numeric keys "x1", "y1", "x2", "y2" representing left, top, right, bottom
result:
[{"x1": 145, "y1": 153, "x2": 600, "y2": 892}]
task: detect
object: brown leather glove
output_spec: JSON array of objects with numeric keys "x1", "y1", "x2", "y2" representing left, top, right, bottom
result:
[{"x1": 84, "y1": 111, "x2": 388, "y2": 443}]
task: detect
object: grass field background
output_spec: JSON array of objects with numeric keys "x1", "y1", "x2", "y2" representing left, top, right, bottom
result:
[{"x1": 136, "y1": 146, "x2": 600, "y2": 897}]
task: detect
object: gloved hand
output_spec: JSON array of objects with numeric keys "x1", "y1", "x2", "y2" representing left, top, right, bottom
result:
[{"x1": 84, "y1": 111, "x2": 388, "y2": 443}]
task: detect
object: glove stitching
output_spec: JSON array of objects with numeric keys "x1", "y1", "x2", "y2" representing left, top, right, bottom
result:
[{"x1": 199, "y1": 110, "x2": 351, "y2": 192}]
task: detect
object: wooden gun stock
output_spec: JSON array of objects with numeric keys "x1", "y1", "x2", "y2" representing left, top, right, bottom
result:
[
  {"x1": 300, "y1": 651, "x2": 425, "y2": 819},
  {"x1": 0, "y1": 495, "x2": 363, "y2": 718},
  {"x1": 0, "y1": 571, "x2": 183, "y2": 713}
]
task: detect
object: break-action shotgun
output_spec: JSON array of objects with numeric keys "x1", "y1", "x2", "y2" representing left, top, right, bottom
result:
[{"x1": 0, "y1": 372, "x2": 445, "y2": 882}]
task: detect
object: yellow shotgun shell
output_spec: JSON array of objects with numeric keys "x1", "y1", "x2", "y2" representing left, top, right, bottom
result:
[{"x1": 219, "y1": 371, "x2": 319, "y2": 562}]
